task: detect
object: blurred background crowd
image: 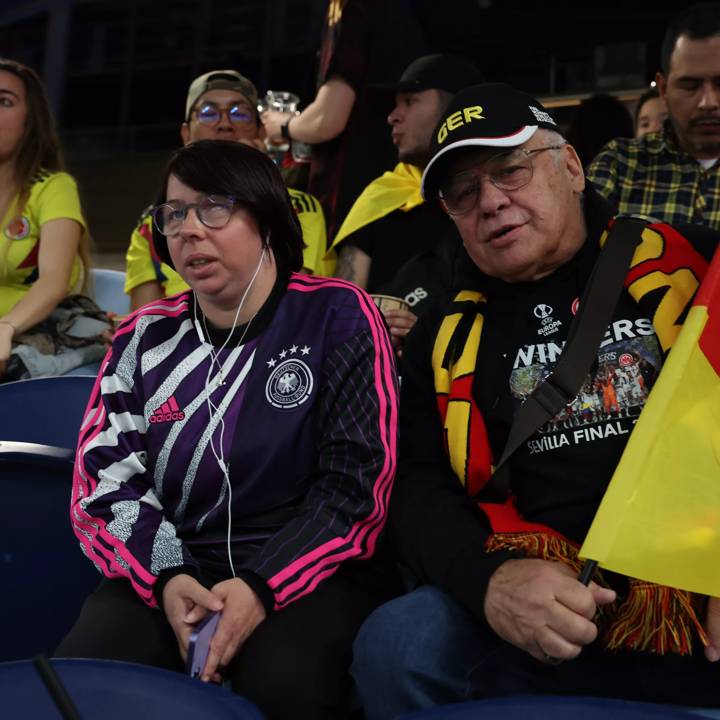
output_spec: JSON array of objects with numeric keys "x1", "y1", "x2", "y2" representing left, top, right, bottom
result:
[{"x1": 1, "y1": 0, "x2": 675, "y2": 258}]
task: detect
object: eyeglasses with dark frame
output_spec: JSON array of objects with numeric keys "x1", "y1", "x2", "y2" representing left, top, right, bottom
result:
[
  {"x1": 439, "y1": 144, "x2": 566, "y2": 216},
  {"x1": 152, "y1": 194, "x2": 237, "y2": 236},
  {"x1": 192, "y1": 102, "x2": 255, "y2": 126}
]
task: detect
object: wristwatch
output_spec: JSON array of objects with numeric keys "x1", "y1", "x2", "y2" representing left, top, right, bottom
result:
[{"x1": 281, "y1": 117, "x2": 292, "y2": 142}]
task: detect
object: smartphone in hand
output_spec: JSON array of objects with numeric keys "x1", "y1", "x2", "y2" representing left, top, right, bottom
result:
[{"x1": 186, "y1": 610, "x2": 221, "y2": 679}]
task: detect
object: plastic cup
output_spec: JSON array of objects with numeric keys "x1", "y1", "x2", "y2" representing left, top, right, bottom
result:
[{"x1": 369, "y1": 294, "x2": 410, "y2": 313}]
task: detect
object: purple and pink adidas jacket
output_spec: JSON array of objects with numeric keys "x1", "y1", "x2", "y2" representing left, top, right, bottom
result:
[{"x1": 71, "y1": 274, "x2": 398, "y2": 610}]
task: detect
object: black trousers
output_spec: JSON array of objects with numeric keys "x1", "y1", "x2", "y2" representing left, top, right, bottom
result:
[{"x1": 56, "y1": 555, "x2": 400, "y2": 720}]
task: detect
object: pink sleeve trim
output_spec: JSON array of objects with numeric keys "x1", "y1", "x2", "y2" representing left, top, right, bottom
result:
[{"x1": 268, "y1": 275, "x2": 398, "y2": 607}]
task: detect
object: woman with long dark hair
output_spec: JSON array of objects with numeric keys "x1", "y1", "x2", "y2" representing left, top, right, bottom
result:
[{"x1": 0, "y1": 59, "x2": 91, "y2": 379}]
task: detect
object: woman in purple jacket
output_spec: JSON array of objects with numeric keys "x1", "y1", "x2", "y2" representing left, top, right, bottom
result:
[{"x1": 58, "y1": 140, "x2": 399, "y2": 719}]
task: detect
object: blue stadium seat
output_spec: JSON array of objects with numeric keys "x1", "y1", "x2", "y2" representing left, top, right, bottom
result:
[
  {"x1": 90, "y1": 267, "x2": 130, "y2": 316},
  {"x1": 400, "y1": 696, "x2": 720, "y2": 719},
  {"x1": 0, "y1": 375, "x2": 95, "y2": 449},
  {"x1": 0, "y1": 659, "x2": 264, "y2": 719},
  {"x1": 0, "y1": 375, "x2": 99, "y2": 660}
]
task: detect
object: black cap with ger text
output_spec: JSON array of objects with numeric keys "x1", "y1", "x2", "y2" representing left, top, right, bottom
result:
[{"x1": 421, "y1": 83, "x2": 561, "y2": 199}]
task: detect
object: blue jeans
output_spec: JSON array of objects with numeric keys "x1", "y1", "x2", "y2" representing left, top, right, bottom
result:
[
  {"x1": 351, "y1": 586, "x2": 496, "y2": 720},
  {"x1": 352, "y1": 586, "x2": 720, "y2": 719}
]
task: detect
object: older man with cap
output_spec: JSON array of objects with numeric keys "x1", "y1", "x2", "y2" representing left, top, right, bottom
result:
[
  {"x1": 124, "y1": 70, "x2": 330, "y2": 311},
  {"x1": 351, "y1": 82, "x2": 720, "y2": 719},
  {"x1": 331, "y1": 54, "x2": 483, "y2": 351}
]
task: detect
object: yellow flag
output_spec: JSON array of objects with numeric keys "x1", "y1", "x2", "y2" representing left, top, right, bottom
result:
[
  {"x1": 581, "y1": 247, "x2": 720, "y2": 596},
  {"x1": 327, "y1": 163, "x2": 424, "y2": 258}
]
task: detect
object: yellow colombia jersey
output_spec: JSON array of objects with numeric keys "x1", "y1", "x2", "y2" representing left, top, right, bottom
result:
[
  {"x1": 0, "y1": 170, "x2": 87, "y2": 317},
  {"x1": 124, "y1": 187, "x2": 333, "y2": 298}
]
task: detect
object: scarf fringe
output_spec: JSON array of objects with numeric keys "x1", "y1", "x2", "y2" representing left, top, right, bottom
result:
[
  {"x1": 486, "y1": 531, "x2": 585, "y2": 575},
  {"x1": 601, "y1": 580, "x2": 707, "y2": 655},
  {"x1": 486, "y1": 532, "x2": 706, "y2": 655}
]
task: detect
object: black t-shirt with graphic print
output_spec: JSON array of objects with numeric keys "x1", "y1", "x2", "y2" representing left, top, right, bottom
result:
[{"x1": 473, "y1": 236, "x2": 662, "y2": 544}]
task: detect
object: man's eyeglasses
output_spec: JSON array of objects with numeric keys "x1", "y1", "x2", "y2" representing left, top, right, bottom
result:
[
  {"x1": 193, "y1": 102, "x2": 254, "y2": 126},
  {"x1": 439, "y1": 144, "x2": 566, "y2": 216},
  {"x1": 152, "y1": 195, "x2": 237, "y2": 236}
]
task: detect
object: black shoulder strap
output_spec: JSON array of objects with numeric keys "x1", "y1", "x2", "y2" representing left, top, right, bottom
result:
[{"x1": 489, "y1": 217, "x2": 647, "y2": 496}]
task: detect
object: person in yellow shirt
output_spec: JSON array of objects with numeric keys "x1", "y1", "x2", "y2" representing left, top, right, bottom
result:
[
  {"x1": 0, "y1": 59, "x2": 90, "y2": 379},
  {"x1": 126, "y1": 70, "x2": 330, "y2": 311}
]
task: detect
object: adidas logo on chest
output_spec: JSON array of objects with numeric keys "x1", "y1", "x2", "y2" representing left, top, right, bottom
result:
[{"x1": 149, "y1": 395, "x2": 185, "y2": 424}]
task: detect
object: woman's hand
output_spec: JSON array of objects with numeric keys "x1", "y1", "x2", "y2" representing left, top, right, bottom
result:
[
  {"x1": 0, "y1": 322, "x2": 14, "y2": 378},
  {"x1": 162, "y1": 574, "x2": 224, "y2": 663},
  {"x1": 199, "y1": 578, "x2": 267, "y2": 682}
]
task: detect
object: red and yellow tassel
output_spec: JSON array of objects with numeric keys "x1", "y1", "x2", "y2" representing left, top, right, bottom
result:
[{"x1": 484, "y1": 532, "x2": 706, "y2": 655}]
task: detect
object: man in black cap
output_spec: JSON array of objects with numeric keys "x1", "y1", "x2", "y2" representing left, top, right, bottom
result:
[
  {"x1": 330, "y1": 54, "x2": 483, "y2": 352},
  {"x1": 351, "y1": 82, "x2": 720, "y2": 719}
]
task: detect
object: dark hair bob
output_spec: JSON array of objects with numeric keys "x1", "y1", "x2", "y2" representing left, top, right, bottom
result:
[{"x1": 152, "y1": 140, "x2": 304, "y2": 275}]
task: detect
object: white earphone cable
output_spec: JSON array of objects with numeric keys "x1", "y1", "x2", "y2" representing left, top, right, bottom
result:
[{"x1": 194, "y1": 245, "x2": 267, "y2": 578}]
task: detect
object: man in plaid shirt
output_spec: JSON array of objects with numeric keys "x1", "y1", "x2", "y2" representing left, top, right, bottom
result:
[{"x1": 588, "y1": 4, "x2": 720, "y2": 230}]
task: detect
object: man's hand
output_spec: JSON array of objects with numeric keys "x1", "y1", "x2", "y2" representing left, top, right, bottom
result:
[
  {"x1": 383, "y1": 308, "x2": 417, "y2": 357},
  {"x1": 162, "y1": 574, "x2": 224, "y2": 663},
  {"x1": 704, "y1": 596, "x2": 720, "y2": 661},
  {"x1": 199, "y1": 578, "x2": 267, "y2": 682},
  {"x1": 262, "y1": 110, "x2": 292, "y2": 145},
  {"x1": 484, "y1": 558, "x2": 616, "y2": 663}
]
